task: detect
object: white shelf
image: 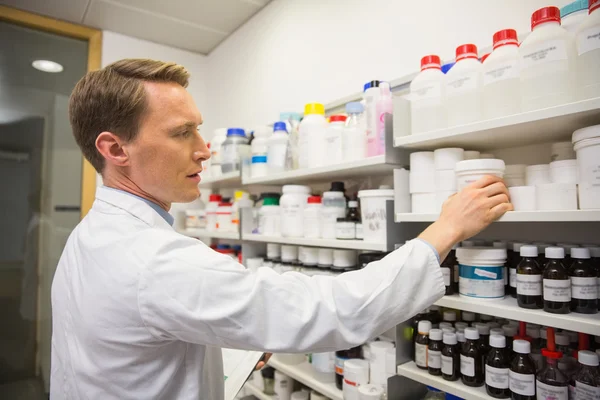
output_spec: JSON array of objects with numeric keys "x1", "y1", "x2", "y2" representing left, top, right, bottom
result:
[
  {"x1": 268, "y1": 356, "x2": 343, "y2": 400},
  {"x1": 244, "y1": 382, "x2": 274, "y2": 400},
  {"x1": 435, "y1": 295, "x2": 600, "y2": 336},
  {"x1": 397, "y1": 362, "x2": 490, "y2": 400},
  {"x1": 242, "y1": 155, "x2": 399, "y2": 186},
  {"x1": 179, "y1": 228, "x2": 240, "y2": 240},
  {"x1": 241, "y1": 234, "x2": 389, "y2": 251},
  {"x1": 199, "y1": 171, "x2": 241, "y2": 189},
  {"x1": 395, "y1": 210, "x2": 600, "y2": 223},
  {"x1": 394, "y1": 97, "x2": 600, "y2": 150}
]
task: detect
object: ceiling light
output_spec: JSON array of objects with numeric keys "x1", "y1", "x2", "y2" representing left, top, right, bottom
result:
[{"x1": 32, "y1": 60, "x2": 63, "y2": 73}]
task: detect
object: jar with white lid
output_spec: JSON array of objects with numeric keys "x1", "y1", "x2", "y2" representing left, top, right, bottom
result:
[
  {"x1": 206, "y1": 194, "x2": 222, "y2": 231},
  {"x1": 258, "y1": 197, "x2": 281, "y2": 236},
  {"x1": 185, "y1": 209, "x2": 206, "y2": 229},
  {"x1": 280, "y1": 185, "x2": 311, "y2": 238},
  {"x1": 299, "y1": 246, "x2": 318, "y2": 266},
  {"x1": 318, "y1": 248, "x2": 334, "y2": 269},
  {"x1": 410, "y1": 54, "x2": 447, "y2": 134},
  {"x1": 321, "y1": 191, "x2": 347, "y2": 239},
  {"x1": 303, "y1": 195, "x2": 322, "y2": 238},
  {"x1": 551, "y1": 141, "x2": 576, "y2": 161},
  {"x1": 549, "y1": 159, "x2": 578, "y2": 183},
  {"x1": 216, "y1": 202, "x2": 233, "y2": 232},
  {"x1": 457, "y1": 247, "x2": 507, "y2": 300},
  {"x1": 455, "y1": 159, "x2": 506, "y2": 191},
  {"x1": 267, "y1": 121, "x2": 289, "y2": 173},
  {"x1": 323, "y1": 115, "x2": 346, "y2": 166},
  {"x1": 298, "y1": 103, "x2": 327, "y2": 169},
  {"x1": 575, "y1": 0, "x2": 600, "y2": 100},
  {"x1": 358, "y1": 189, "x2": 394, "y2": 244},
  {"x1": 332, "y1": 249, "x2": 357, "y2": 270},
  {"x1": 526, "y1": 164, "x2": 551, "y2": 186},
  {"x1": 445, "y1": 44, "x2": 483, "y2": 127},
  {"x1": 573, "y1": 124, "x2": 600, "y2": 208},
  {"x1": 281, "y1": 245, "x2": 298, "y2": 263},
  {"x1": 251, "y1": 126, "x2": 270, "y2": 178}
]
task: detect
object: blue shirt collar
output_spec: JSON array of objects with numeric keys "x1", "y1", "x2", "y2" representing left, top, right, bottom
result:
[{"x1": 101, "y1": 186, "x2": 174, "y2": 226}]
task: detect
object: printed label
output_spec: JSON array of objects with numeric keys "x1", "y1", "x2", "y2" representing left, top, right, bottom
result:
[
  {"x1": 355, "y1": 223, "x2": 363, "y2": 239},
  {"x1": 415, "y1": 343, "x2": 428, "y2": 368},
  {"x1": 571, "y1": 277, "x2": 598, "y2": 300},
  {"x1": 543, "y1": 279, "x2": 571, "y2": 302},
  {"x1": 335, "y1": 356, "x2": 347, "y2": 375},
  {"x1": 510, "y1": 268, "x2": 517, "y2": 288},
  {"x1": 442, "y1": 267, "x2": 451, "y2": 287},
  {"x1": 520, "y1": 40, "x2": 569, "y2": 69},
  {"x1": 460, "y1": 354, "x2": 475, "y2": 377},
  {"x1": 569, "y1": 384, "x2": 575, "y2": 400},
  {"x1": 442, "y1": 355, "x2": 453, "y2": 375},
  {"x1": 486, "y1": 365, "x2": 509, "y2": 389},
  {"x1": 537, "y1": 380, "x2": 568, "y2": 400},
  {"x1": 575, "y1": 381, "x2": 600, "y2": 400},
  {"x1": 446, "y1": 74, "x2": 477, "y2": 96},
  {"x1": 577, "y1": 26, "x2": 600, "y2": 55},
  {"x1": 335, "y1": 224, "x2": 356, "y2": 239},
  {"x1": 428, "y1": 350, "x2": 441, "y2": 369},
  {"x1": 509, "y1": 370, "x2": 535, "y2": 396},
  {"x1": 517, "y1": 274, "x2": 542, "y2": 296},
  {"x1": 484, "y1": 60, "x2": 519, "y2": 85},
  {"x1": 460, "y1": 264, "x2": 505, "y2": 299},
  {"x1": 412, "y1": 82, "x2": 442, "y2": 100}
]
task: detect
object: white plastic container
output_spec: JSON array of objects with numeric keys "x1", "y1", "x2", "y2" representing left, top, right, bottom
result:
[
  {"x1": 206, "y1": 194, "x2": 222, "y2": 231},
  {"x1": 562, "y1": 0, "x2": 589, "y2": 32},
  {"x1": 455, "y1": 159, "x2": 506, "y2": 191},
  {"x1": 298, "y1": 103, "x2": 327, "y2": 169},
  {"x1": 332, "y1": 249, "x2": 357, "y2": 270},
  {"x1": 281, "y1": 245, "x2": 298, "y2": 263},
  {"x1": 526, "y1": 164, "x2": 551, "y2": 186},
  {"x1": 463, "y1": 150, "x2": 481, "y2": 160},
  {"x1": 549, "y1": 159, "x2": 578, "y2": 183},
  {"x1": 299, "y1": 246, "x2": 318, "y2": 266},
  {"x1": 409, "y1": 171, "x2": 435, "y2": 194},
  {"x1": 504, "y1": 164, "x2": 527, "y2": 187},
  {"x1": 274, "y1": 370, "x2": 293, "y2": 400},
  {"x1": 575, "y1": 0, "x2": 600, "y2": 100},
  {"x1": 410, "y1": 151, "x2": 435, "y2": 174},
  {"x1": 343, "y1": 102, "x2": 367, "y2": 162},
  {"x1": 536, "y1": 183, "x2": 578, "y2": 210},
  {"x1": 311, "y1": 352, "x2": 335, "y2": 383},
  {"x1": 216, "y1": 202, "x2": 233, "y2": 232},
  {"x1": 519, "y1": 6, "x2": 577, "y2": 111},
  {"x1": 393, "y1": 168, "x2": 411, "y2": 214},
  {"x1": 317, "y1": 248, "x2": 334, "y2": 268},
  {"x1": 573, "y1": 124, "x2": 600, "y2": 185},
  {"x1": 258, "y1": 197, "x2": 281, "y2": 236},
  {"x1": 358, "y1": 385, "x2": 384, "y2": 400},
  {"x1": 364, "y1": 81, "x2": 381, "y2": 157},
  {"x1": 231, "y1": 190, "x2": 252, "y2": 230},
  {"x1": 579, "y1": 183, "x2": 600, "y2": 209},
  {"x1": 358, "y1": 189, "x2": 393, "y2": 243},
  {"x1": 209, "y1": 128, "x2": 227, "y2": 177},
  {"x1": 280, "y1": 185, "x2": 310, "y2": 238},
  {"x1": 508, "y1": 186, "x2": 537, "y2": 211},
  {"x1": 343, "y1": 359, "x2": 369, "y2": 400},
  {"x1": 267, "y1": 121, "x2": 289, "y2": 173},
  {"x1": 321, "y1": 191, "x2": 347, "y2": 239},
  {"x1": 410, "y1": 55, "x2": 446, "y2": 134},
  {"x1": 435, "y1": 170, "x2": 457, "y2": 191},
  {"x1": 435, "y1": 191, "x2": 456, "y2": 212},
  {"x1": 251, "y1": 125, "x2": 270, "y2": 175},
  {"x1": 412, "y1": 193, "x2": 437, "y2": 213},
  {"x1": 369, "y1": 341, "x2": 395, "y2": 386},
  {"x1": 323, "y1": 115, "x2": 346, "y2": 166},
  {"x1": 434, "y1": 148, "x2": 464, "y2": 171},
  {"x1": 303, "y1": 195, "x2": 322, "y2": 238},
  {"x1": 457, "y1": 247, "x2": 507, "y2": 300},
  {"x1": 483, "y1": 29, "x2": 521, "y2": 120},
  {"x1": 445, "y1": 44, "x2": 483, "y2": 127},
  {"x1": 374, "y1": 82, "x2": 392, "y2": 156},
  {"x1": 551, "y1": 141, "x2": 576, "y2": 161}
]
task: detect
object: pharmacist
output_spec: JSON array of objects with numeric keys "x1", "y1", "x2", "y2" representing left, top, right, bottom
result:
[{"x1": 50, "y1": 59, "x2": 513, "y2": 400}]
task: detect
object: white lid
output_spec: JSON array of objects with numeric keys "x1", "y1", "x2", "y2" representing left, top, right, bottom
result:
[
  {"x1": 455, "y1": 322, "x2": 468, "y2": 331},
  {"x1": 418, "y1": 320, "x2": 432, "y2": 333},
  {"x1": 410, "y1": 151, "x2": 434, "y2": 161},
  {"x1": 442, "y1": 327, "x2": 456, "y2": 334},
  {"x1": 333, "y1": 249, "x2": 357, "y2": 268},
  {"x1": 343, "y1": 359, "x2": 370, "y2": 383},
  {"x1": 357, "y1": 189, "x2": 394, "y2": 198},
  {"x1": 281, "y1": 245, "x2": 298, "y2": 262},
  {"x1": 571, "y1": 247, "x2": 591, "y2": 259},
  {"x1": 586, "y1": 246, "x2": 600, "y2": 258},
  {"x1": 507, "y1": 320, "x2": 520, "y2": 327},
  {"x1": 578, "y1": 350, "x2": 599, "y2": 367},
  {"x1": 572, "y1": 124, "x2": 600, "y2": 144},
  {"x1": 502, "y1": 325, "x2": 518, "y2": 337},
  {"x1": 310, "y1": 392, "x2": 328, "y2": 400},
  {"x1": 349, "y1": 200, "x2": 359, "y2": 207},
  {"x1": 490, "y1": 328, "x2": 504, "y2": 336},
  {"x1": 520, "y1": 245, "x2": 538, "y2": 257},
  {"x1": 465, "y1": 327, "x2": 480, "y2": 340},
  {"x1": 550, "y1": 159, "x2": 577, "y2": 168},
  {"x1": 490, "y1": 334, "x2": 506, "y2": 348},
  {"x1": 526, "y1": 164, "x2": 550, "y2": 172},
  {"x1": 488, "y1": 322, "x2": 500, "y2": 329},
  {"x1": 475, "y1": 323, "x2": 490, "y2": 335},
  {"x1": 456, "y1": 247, "x2": 507, "y2": 262},
  {"x1": 462, "y1": 311, "x2": 475, "y2": 321},
  {"x1": 358, "y1": 385, "x2": 384, "y2": 398},
  {"x1": 526, "y1": 325, "x2": 540, "y2": 339},
  {"x1": 291, "y1": 391, "x2": 309, "y2": 400},
  {"x1": 267, "y1": 243, "x2": 281, "y2": 258},
  {"x1": 480, "y1": 315, "x2": 493, "y2": 322},
  {"x1": 545, "y1": 246, "x2": 565, "y2": 259},
  {"x1": 513, "y1": 242, "x2": 526, "y2": 252},
  {"x1": 443, "y1": 311, "x2": 457, "y2": 322},
  {"x1": 479, "y1": 153, "x2": 495, "y2": 158},
  {"x1": 282, "y1": 185, "x2": 311, "y2": 194},
  {"x1": 455, "y1": 158, "x2": 506, "y2": 173},
  {"x1": 513, "y1": 339, "x2": 530, "y2": 354},
  {"x1": 213, "y1": 127, "x2": 227, "y2": 137},
  {"x1": 322, "y1": 191, "x2": 344, "y2": 198},
  {"x1": 456, "y1": 331, "x2": 466, "y2": 342},
  {"x1": 555, "y1": 333, "x2": 570, "y2": 346},
  {"x1": 443, "y1": 333, "x2": 458, "y2": 345},
  {"x1": 505, "y1": 164, "x2": 527, "y2": 175},
  {"x1": 318, "y1": 248, "x2": 333, "y2": 265},
  {"x1": 370, "y1": 341, "x2": 394, "y2": 352},
  {"x1": 439, "y1": 322, "x2": 453, "y2": 330},
  {"x1": 430, "y1": 329, "x2": 443, "y2": 341}
]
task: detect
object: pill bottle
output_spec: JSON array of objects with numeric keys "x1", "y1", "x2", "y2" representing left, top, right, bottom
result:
[
  {"x1": 461, "y1": 327, "x2": 484, "y2": 387},
  {"x1": 442, "y1": 332, "x2": 461, "y2": 381},
  {"x1": 486, "y1": 334, "x2": 511, "y2": 398},
  {"x1": 569, "y1": 247, "x2": 599, "y2": 314},
  {"x1": 415, "y1": 320, "x2": 432, "y2": 370},
  {"x1": 428, "y1": 329, "x2": 443, "y2": 376},
  {"x1": 517, "y1": 245, "x2": 543, "y2": 309},
  {"x1": 543, "y1": 246, "x2": 571, "y2": 314},
  {"x1": 509, "y1": 340, "x2": 536, "y2": 400}
]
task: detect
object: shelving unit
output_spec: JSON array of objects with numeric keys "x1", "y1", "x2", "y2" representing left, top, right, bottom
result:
[
  {"x1": 268, "y1": 356, "x2": 343, "y2": 400},
  {"x1": 241, "y1": 233, "x2": 390, "y2": 251},
  {"x1": 244, "y1": 383, "x2": 273, "y2": 400},
  {"x1": 178, "y1": 228, "x2": 240, "y2": 240},
  {"x1": 395, "y1": 210, "x2": 600, "y2": 223},
  {"x1": 199, "y1": 171, "x2": 241, "y2": 189}
]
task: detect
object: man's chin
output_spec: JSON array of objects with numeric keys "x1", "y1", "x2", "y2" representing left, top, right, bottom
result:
[{"x1": 176, "y1": 189, "x2": 201, "y2": 204}]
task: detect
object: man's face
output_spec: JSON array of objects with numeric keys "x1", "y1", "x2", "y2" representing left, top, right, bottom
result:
[{"x1": 123, "y1": 81, "x2": 209, "y2": 205}]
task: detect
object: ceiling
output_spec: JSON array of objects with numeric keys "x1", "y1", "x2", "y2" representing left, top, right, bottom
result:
[{"x1": 0, "y1": 0, "x2": 272, "y2": 54}]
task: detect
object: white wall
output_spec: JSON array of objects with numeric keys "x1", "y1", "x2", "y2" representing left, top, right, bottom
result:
[{"x1": 205, "y1": 0, "x2": 572, "y2": 135}]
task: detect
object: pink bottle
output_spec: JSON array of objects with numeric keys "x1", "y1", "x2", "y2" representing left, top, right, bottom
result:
[{"x1": 371, "y1": 82, "x2": 392, "y2": 156}]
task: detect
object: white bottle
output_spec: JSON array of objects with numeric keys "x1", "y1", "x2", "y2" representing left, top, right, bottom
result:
[
  {"x1": 575, "y1": 0, "x2": 600, "y2": 100},
  {"x1": 483, "y1": 29, "x2": 521, "y2": 120},
  {"x1": 410, "y1": 54, "x2": 446, "y2": 134},
  {"x1": 280, "y1": 112, "x2": 302, "y2": 170},
  {"x1": 280, "y1": 185, "x2": 311, "y2": 238},
  {"x1": 323, "y1": 115, "x2": 346, "y2": 166},
  {"x1": 321, "y1": 191, "x2": 347, "y2": 239},
  {"x1": 519, "y1": 6, "x2": 577, "y2": 111},
  {"x1": 231, "y1": 190, "x2": 252, "y2": 231},
  {"x1": 445, "y1": 44, "x2": 483, "y2": 127},
  {"x1": 561, "y1": 0, "x2": 589, "y2": 33},
  {"x1": 205, "y1": 194, "x2": 222, "y2": 232},
  {"x1": 303, "y1": 195, "x2": 322, "y2": 238},
  {"x1": 209, "y1": 128, "x2": 227, "y2": 178},
  {"x1": 251, "y1": 126, "x2": 270, "y2": 178},
  {"x1": 258, "y1": 197, "x2": 280, "y2": 236},
  {"x1": 267, "y1": 121, "x2": 289, "y2": 173},
  {"x1": 343, "y1": 102, "x2": 367, "y2": 162},
  {"x1": 374, "y1": 82, "x2": 392, "y2": 156},
  {"x1": 298, "y1": 103, "x2": 327, "y2": 169},
  {"x1": 363, "y1": 80, "x2": 381, "y2": 157}
]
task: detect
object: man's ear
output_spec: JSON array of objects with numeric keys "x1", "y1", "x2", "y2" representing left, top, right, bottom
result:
[{"x1": 96, "y1": 132, "x2": 129, "y2": 167}]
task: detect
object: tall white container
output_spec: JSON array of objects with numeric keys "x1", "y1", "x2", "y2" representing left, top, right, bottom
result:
[
  {"x1": 483, "y1": 29, "x2": 521, "y2": 120},
  {"x1": 267, "y1": 121, "x2": 289, "y2": 173},
  {"x1": 561, "y1": 0, "x2": 589, "y2": 33},
  {"x1": 322, "y1": 115, "x2": 346, "y2": 166},
  {"x1": 519, "y1": 6, "x2": 577, "y2": 111},
  {"x1": 575, "y1": 0, "x2": 600, "y2": 100},
  {"x1": 280, "y1": 185, "x2": 310, "y2": 238},
  {"x1": 410, "y1": 55, "x2": 446, "y2": 134},
  {"x1": 445, "y1": 44, "x2": 483, "y2": 127},
  {"x1": 298, "y1": 103, "x2": 327, "y2": 169},
  {"x1": 343, "y1": 102, "x2": 367, "y2": 161},
  {"x1": 363, "y1": 80, "x2": 381, "y2": 157},
  {"x1": 251, "y1": 126, "x2": 270, "y2": 178}
]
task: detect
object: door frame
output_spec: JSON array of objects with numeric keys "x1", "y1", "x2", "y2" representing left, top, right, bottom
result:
[{"x1": 0, "y1": 5, "x2": 101, "y2": 218}]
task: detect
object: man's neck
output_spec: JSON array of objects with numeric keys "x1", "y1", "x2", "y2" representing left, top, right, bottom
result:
[{"x1": 101, "y1": 173, "x2": 170, "y2": 212}]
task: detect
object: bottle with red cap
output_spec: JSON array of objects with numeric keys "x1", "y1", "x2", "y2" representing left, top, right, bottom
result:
[
  {"x1": 483, "y1": 29, "x2": 521, "y2": 120},
  {"x1": 536, "y1": 328, "x2": 569, "y2": 400},
  {"x1": 323, "y1": 115, "x2": 347, "y2": 166},
  {"x1": 206, "y1": 193, "x2": 222, "y2": 231},
  {"x1": 519, "y1": 6, "x2": 577, "y2": 112},
  {"x1": 409, "y1": 54, "x2": 446, "y2": 134},
  {"x1": 575, "y1": 0, "x2": 600, "y2": 100},
  {"x1": 445, "y1": 43, "x2": 483, "y2": 127}
]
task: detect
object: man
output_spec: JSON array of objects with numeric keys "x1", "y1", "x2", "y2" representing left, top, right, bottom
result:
[{"x1": 50, "y1": 59, "x2": 512, "y2": 399}]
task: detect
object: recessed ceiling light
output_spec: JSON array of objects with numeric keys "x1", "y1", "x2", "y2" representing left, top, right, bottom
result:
[{"x1": 32, "y1": 60, "x2": 63, "y2": 73}]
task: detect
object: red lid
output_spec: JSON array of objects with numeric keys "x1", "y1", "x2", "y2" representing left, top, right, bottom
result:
[
  {"x1": 329, "y1": 115, "x2": 347, "y2": 123},
  {"x1": 456, "y1": 44, "x2": 478, "y2": 61},
  {"x1": 218, "y1": 202, "x2": 232, "y2": 207},
  {"x1": 216, "y1": 248, "x2": 234, "y2": 254},
  {"x1": 493, "y1": 29, "x2": 518, "y2": 49},
  {"x1": 591, "y1": 0, "x2": 600, "y2": 13},
  {"x1": 209, "y1": 194, "x2": 222, "y2": 202},
  {"x1": 542, "y1": 348, "x2": 563, "y2": 359},
  {"x1": 481, "y1": 53, "x2": 490, "y2": 63},
  {"x1": 531, "y1": 7, "x2": 561, "y2": 29},
  {"x1": 420, "y1": 55, "x2": 441, "y2": 71},
  {"x1": 308, "y1": 195, "x2": 322, "y2": 204}
]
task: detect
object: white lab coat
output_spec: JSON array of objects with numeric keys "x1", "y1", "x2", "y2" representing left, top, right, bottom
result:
[{"x1": 50, "y1": 186, "x2": 445, "y2": 399}]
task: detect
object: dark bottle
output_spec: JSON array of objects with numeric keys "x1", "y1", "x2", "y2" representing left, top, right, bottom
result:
[
  {"x1": 442, "y1": 332, "x2": 461, "y2": 381},
  {"x1": 455, "y1": 322, "x2": 468, "y2": 333},
  {"x1": 517, "y1": 245, "x2": 543, "y2": 309},
  {"x1": 261, "y1": 366, "x2": 276, "y2": 395},
  {"x1": 509, "y1": 339, "x2": 536, "y2": 400},
  {"x1": 555, "y1": 333, "x2": 577, "y2": 379},
  {"x1": 428, "y1": 306, "x2": 443, "y2": 328},
  {"x1": 502, "y1": 324, "x2": 518, "y2": 352},
  {"x1": 572, "y1": 350, "x2": 600, "y2": 399},
  {"x1": 462, "y1": 311, "x2": 476, "y2": 325},
  {"x1": 415, "y1": 320, "x2": 431, "y2": 370},
  {"x1": 347, "y1": 200, "x2": 360, "y2": 221},
  {"x1": 588, "y1": 246, "x2": 600, "y2": 311},
  {"x1": 486, "y1": 334, "x2": 511, "y2": 398},
  {"x1": 440, "y1": 251, "x2": 456, "y2": 295},
  {"x1": 542, "y1": 247, "x2": 571, "y2": 314},
  {"x1": 461, "y1": 327, "x2": 484, "y2": 387},
  {"x1": 448, "y1": 245, "x2": 459, "y2": 294},
  {"x1": 535, "y1": 329, "x2": 568, "y2": 400},
  {"x1": 411, "y1": 310, "x2": 427, "y2": 360},
  {"x1": 535, "y1": 243, "x2": 552, "y2": 266},
  {"x1": 428, "y1": 329, "x2": 443, "y2": 376},
  {"x1": 510, "y1": 243, "x2": 526, "y2": 298},
  {"x1": 526, "y1": 324, "x2": 544, "y2": 373},
  {"x1": 334, "y1": 345, "x2": 362, "y2": 390},
  {"x1": 569, "y1": 247, "x2": 599, "y2": 314},
  {"x1": 475, "y1": 323, "x2": 491, "y2": 376}
]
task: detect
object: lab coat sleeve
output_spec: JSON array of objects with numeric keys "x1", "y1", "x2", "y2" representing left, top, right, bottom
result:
[{"x1": 137, "y1": 237, "x2": 445, "y2": 353}]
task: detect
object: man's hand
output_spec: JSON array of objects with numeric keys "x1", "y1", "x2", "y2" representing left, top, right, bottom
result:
[{"x1": 255, "y1": 353, "x2": 272, "y2": 370}]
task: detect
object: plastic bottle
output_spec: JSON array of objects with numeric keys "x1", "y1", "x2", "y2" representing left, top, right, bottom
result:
[
  {"x1": 486, "y1": 334, "x2": 511, "y2": 399},
  {"x1": 334, "y1": 346, "x2": 362, "y2": 390},
  {"x1": 519, "y1": 6, "x2": 577, "y2": 111},
  {"x1": 206, "y1": 194, "x2": 222, "y2": 231},
  {"x1": 343, "y1": 102, "x2": 367, "y2": 162},
  {"x1": 536, "y1": 328, "x2": 569, "y2": 400},
  {"x1": 374, "y1": 82, "x2": 392, "y2": 156},
  {"x1": 258, "y1": 196, "x2": 280, "y2": 236},
  {"x1": 221, "y1": 128, "x2": 250, "y2": 174},
  {"x1": 303, "y1": 195, "x2": 322, "y2": 239},
  {"x1": 442, "y1": 332, "x2": 461, "y2": 381},
  {"x1": 209, "y1": 128, "x2": 227, "y2": 177},
  {"x1": 569, "y1": 247, "x2": 599, "y2": 314},
  {"x1": 321, "y1": 191, "x2": 347, "y2": 239},
  {"x1": 483, "y1": 29, "x2": 521, "y2": 120},
  {"x1": 250, "y1": 125, "x2": 271, "y2": 177},
  {"x1": 363, "y1": 80, "x2": 381, "y2": 157},
  {"x1": 509, "y1": 340, "x2": 537, "y2": 400},
  {"x1": 572, "y1": 350, "x2": 600, "y2": 399},
  {"x1": 445, "y1": 44, "x2": 483, "y2": 127},
  {"x1": 280, "y1": 185, "x2": 310, "y2": 238},
  {"x1": 231, "y1": 191, "x2": 252, "y2": 231},
  {"x1": 280, "y1": 112, "x2": 302, "y2": 170},
  {"x1": 561, "y1": 0, "x2": 589, "y2": 32},
  {"x1": 428, "y1": 329, "x2": 443, "y2": 376},
  {"x1": 461, "y1": 327, "x2": 484, "y2": 387},
  {"x1": 517, "y1": 245, "x2": 543, "y2": 309},
  {"x1": 575, "y1": 0, "x2": 600, "y2": 100},
  {"x1": 410, "y1": 54, "x2": 446, "y2": 134},
  {"x1": 323, "y1": 115, "x2": 346, "y2": 166},
  {"x1": 267, "y1": 121, "x2": 289, "y2": 173},
  {"x1": 298, "y1": 103, "x2": 326, "y2": 169},
  {"x1": 542, "y1": 247, "x2": 571, "y2": 314},
  {"x1": 216, "y1": 202, "x2": 233, "y2": 232},
  {"x1": 415, "y1": 320, "x2": 432, "y2": 370}
]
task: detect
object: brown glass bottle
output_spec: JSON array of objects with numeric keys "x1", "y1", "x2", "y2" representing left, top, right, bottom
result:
[
  {"x1": 542, "y1": 247, "x2": 571, "y2": 314},
  {"x1": 461, "y1": 327, "x2": 484, "y2": 387},
  {"x1": 334, "y1": 345, "x2": 362, "y2": 390},
  {"x1": 442, "y1": 332, "x2": 461, "y2": 381},
  {"x1": 486, "y1": 334, "x2": 511, "y2": 399},
  {"x1": 588, "y1": 246, "x2": 600, "y2": 311},
  {"x1": 428, "y1": 329, "x2": 443, "y2": 376},
  {"x1": 573, "y1": 350, "x2": 600, "y2": 399},
  {"x1": 475, "y1": 323, "x2": 491, "y2": 375},
  {"x1": 569, "y1": 248, "x2": 599, "y2": 314},
  {"x1": 415, "y1": 320, "x2": 431, "y2": 370},
  {"x1": 411, "y1": 310, "x2": 427, "y2": 360},
  {"x1": 440, "y1": 250, "x2": 456, "y2": 295},
  {"x1": 517, "y1": 245, "x2": 543, "y2": 309},
  {"x1": 509, "y1": 340, "x2": 536, "y2": 400}
]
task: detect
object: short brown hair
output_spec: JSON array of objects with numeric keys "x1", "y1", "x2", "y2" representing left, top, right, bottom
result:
[{"x1": 69, "y1": 59, "x2": 190, "y2": 172}]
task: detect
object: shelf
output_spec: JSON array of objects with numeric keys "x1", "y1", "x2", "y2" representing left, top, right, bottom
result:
[
  {"x1": 242, "y1": 155, "x2": 400, "y2": 186},
  {"x1": 244, "y1": 383, "x2": 273, "y2": 400},
  {"x1": 397, "y1": 362, "x2": 490, "y2": 400},
  {"x1": 395, "y1": 210, "x2": 600, "y2": 223},
  {"x1": 394, "y1": 97, "x2": 600, "y2": 151},
  {"x1": 199, "y1": 171, "x2": 241, "y2": 189},
  {"x1": 268, "y1": 356, "x2": 343, "y2": 400},
  {"x1": 179, "y1": 228, "x2": 240, "y2": 240},
  {"x1": 435, "y1": 295, "x2": 600, "y2": 336},
  {"x1": 241, "y1": 233, "x2": 389, "y2": 251}
]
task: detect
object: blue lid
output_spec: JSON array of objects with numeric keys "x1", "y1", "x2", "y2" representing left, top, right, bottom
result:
[
  {"x1": 561, "y1": 0, "x2": 588, "y2": 17},
  {"x1": 280, "y1": 112, "x2": 302, "y2": 121},
  {"x1": 251, "y1": 155, "x2": 267, "y2": 163},
  {"x1": 445, "y1": 394, "x2": 464, "y2": 400},
  {"x1": 226, "y1": 128, "x2": 246, "y2": 137},
  {"x1": 345, "y1": 102, "x2": 364, "y2": 114},
  {"x1": 363, "y1": 80, "x2": 381, "y2": 92},
  {"x1": 216, "y1": 244, "x2": 231, "y2": 250},
  {"x1": 232, "y1": 245, "x2": 242, "y2": 251},
  {"x1": 426, "y1": 386, "x2": 441, "y2": 392},
  {"x1": 273, "y1": 121, "x2": 288, "y2": 132},
  {"x1": 441, "y1": 62, "x2": 455, "y2": 74}
]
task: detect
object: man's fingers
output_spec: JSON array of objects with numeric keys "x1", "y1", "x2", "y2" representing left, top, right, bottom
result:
[
  {"x1": 467, "y1": 175, "x2": 504, "y2": 190},
  {"x1": 487, "y1": 193, "x2": 511, "y2": 208},
  {"x1": 483, "y1": 182, "x2": 510, "y2": 198},
  {"x1": 489, "y1": 202, "x2": 514, "y2": 221}
]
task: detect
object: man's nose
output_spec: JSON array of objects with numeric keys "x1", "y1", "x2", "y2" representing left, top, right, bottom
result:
[{"x1": 193, "y1": 134, "x2": 211, "y2": 163}]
